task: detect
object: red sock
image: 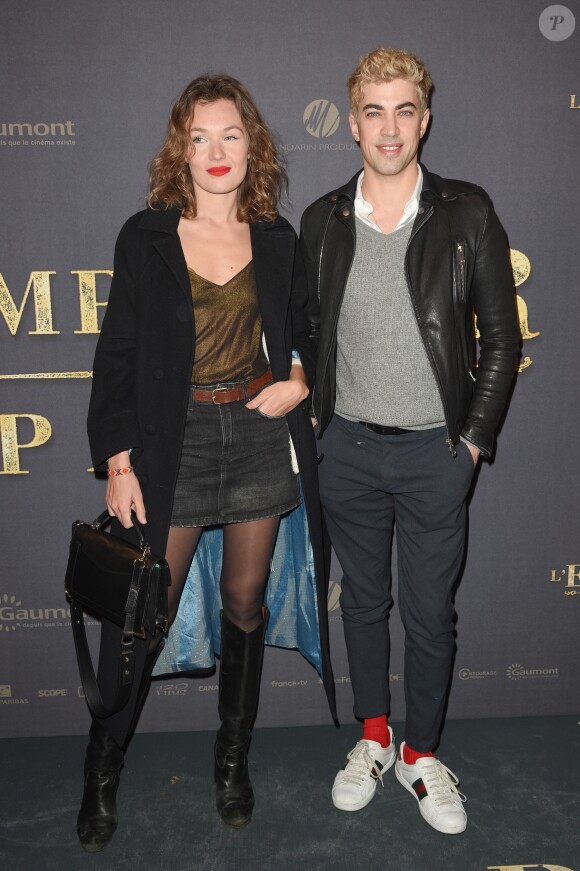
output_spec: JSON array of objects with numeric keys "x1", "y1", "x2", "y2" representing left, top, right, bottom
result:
[
  {"x1": 362, "y1": 715, "x2": 390, "y2": 748},
  {"x1": 402, "y1": 743, "x2": 434, "y2": 765}
]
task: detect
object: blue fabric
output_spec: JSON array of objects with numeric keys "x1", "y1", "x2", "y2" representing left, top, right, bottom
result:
[{"x1": 153, "y1": 482, "x2": 322, "y2": 677}]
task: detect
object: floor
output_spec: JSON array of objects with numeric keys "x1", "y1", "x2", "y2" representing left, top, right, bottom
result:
[{"x1": 1, "y1": 716, "x2": 578, "y2": 871}]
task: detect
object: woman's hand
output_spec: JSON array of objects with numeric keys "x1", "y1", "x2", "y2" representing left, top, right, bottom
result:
[
  {"x1": 106, "y1": 451, "x2": 146, "y2": 528},
  {"x1": 246, "y1": 365, "x2": 309, "y2": 418}
]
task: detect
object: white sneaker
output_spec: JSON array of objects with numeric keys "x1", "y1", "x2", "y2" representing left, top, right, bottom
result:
[
  {"x1": 332, "y1": 730, "x2": 396, "y2": 811},
  {"x1": 395, "y1": 742, "x2": 467, "y2": 834}
]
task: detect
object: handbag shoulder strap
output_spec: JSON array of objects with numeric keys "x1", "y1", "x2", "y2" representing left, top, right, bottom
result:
[{"x1": 70, "y1": 599, "x2": 135, "y2": 718}]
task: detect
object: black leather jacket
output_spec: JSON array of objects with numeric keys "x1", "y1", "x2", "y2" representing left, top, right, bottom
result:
[{"x1": 299, "y1": 166, "x2": 520, "y2": 457}]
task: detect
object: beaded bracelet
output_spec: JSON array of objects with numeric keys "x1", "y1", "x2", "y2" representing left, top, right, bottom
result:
[{"x1": 107, "y1": 466, "x2": 134, "y2": 477}]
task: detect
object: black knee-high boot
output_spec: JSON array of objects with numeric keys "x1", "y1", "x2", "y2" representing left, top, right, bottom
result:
[
  {"x1": 214, "y1": 609, "x2": 269, "y2": 828},
  {"x1": 76, "y1": 641, "x2": 163, "y2": 852},
  {"x1": 76, "y1": 719, "x2": 124, "y2": 853}
]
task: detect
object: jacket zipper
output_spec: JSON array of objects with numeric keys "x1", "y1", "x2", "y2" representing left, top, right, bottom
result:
[
  {"x1": 317, "y1": 206, "x2": 335, "y2": 300},
  {"x1": 316, "y1": 199, "x2": 355, "y2": 432},
  {"x1": 454, "y1": 240, "x2": 467, "y2": 304},
  {"x1": 405, "y1": 205, "x2": 457, "y2": 457}
]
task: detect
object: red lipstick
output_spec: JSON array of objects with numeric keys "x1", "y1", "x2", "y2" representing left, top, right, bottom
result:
[{"x1": 207, "y1": 166, "x2": 231, "y2": 176}]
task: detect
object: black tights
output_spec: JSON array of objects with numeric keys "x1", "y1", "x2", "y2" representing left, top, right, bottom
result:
[
  {"x1": 94, "y1": 518, "x2": 279, "y2": 746},
  {"x1": 164, "y1": 517, "x2": 280, "y2": 633}
]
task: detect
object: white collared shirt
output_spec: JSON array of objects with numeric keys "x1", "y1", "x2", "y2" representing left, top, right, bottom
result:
[{"x1": 354, "y1": 165, "x2": 423, "y2": 234}]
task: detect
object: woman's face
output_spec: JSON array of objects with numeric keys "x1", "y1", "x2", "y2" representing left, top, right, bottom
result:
[{"x1": 186, "y1": 99, "x2": 250, "y2": 198}]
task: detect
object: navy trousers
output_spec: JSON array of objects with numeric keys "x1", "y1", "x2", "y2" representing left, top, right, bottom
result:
[{"x1": 318, "y1": 415, "x2": 475, "y2": 751}]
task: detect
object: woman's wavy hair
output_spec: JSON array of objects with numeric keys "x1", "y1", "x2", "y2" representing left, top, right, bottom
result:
[{"x1": 148, "y1": 74, "x2": 286, "y2": 222}]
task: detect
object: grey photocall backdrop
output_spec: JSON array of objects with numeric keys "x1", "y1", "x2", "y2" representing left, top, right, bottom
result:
[{"x1": 1, "y1": 0, "x2": 578, "y2": 739}]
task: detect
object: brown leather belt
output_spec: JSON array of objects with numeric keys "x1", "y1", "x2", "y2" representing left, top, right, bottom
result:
[
  {"x1": 191, "y1": 369, "x2": 273, "y2": 404},
  {"x1": 360, "y1": 421, "x2": 413, "y2": 435}
]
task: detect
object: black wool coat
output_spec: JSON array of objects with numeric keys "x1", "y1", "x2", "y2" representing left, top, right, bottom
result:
[{"x1": 87, "y1": 205, "x2": 336, "y2": 719}]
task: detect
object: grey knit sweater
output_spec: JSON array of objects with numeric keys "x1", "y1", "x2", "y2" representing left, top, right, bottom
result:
[{"x1": 335, "y1": 217, "x2": 445, "y2": 429}]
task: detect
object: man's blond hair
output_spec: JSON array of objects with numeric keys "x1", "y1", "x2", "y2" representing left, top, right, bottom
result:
[{"x1": 348, "y1": 47, "x2": 433, "y2": 115}]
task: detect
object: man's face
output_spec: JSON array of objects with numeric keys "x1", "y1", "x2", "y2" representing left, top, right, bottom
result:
[{"x1": 349, "y1": 78, "x2": 430, "y2": 181}]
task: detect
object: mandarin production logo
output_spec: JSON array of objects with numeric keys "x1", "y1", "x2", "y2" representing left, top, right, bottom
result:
[
  {"x1": 0, "y1": 592, "x2": 71, "y2": 631},
  {"x1": 327, "y1": 581, "x2": 341, "y2": 611},
  {"x1": 327, "y1": 580, "x2": 343, "y2": 622},
  {"x1": 506, "y1": 663, "x2": 558, "y2": 681},
  {"x1": 474, "y1": 249, "x2": 539, "y2": 372},
  {"x1": 282, "y1": 100, "x2": 358, "y2": 154},
  {"x1": 539, "y1": 5, "x2": 576, "y2": 40},
  {"x1": 0, "y1": 120, "x2": 76, "y2": 147},
  {"x1": 458, "y1": 668, "x2": 497, "y2": 681},
  {"x1": 550, "y1": 563, "x2": 580, "y2": 596},
  {"x1": 303, "y1": 100, "x2": 340, "y2": 138}
]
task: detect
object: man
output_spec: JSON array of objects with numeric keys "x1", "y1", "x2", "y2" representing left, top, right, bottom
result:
[{"x1": 300, "y1": 47, "x2": 519, "y2": 834}]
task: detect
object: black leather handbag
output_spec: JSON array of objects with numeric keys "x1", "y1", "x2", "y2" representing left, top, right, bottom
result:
[{"x1": 65, "y1": 511, "x2": 169, "y2": 718}]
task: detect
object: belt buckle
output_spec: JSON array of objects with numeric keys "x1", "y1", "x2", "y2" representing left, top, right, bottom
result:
[{"x1": 212, "y1": 386, "x2": 229, "y2": 404}]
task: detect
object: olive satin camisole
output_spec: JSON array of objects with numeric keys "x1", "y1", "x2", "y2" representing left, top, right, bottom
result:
[{"x1": 188, "y1": 261, "x2": 269, "y2": 386}]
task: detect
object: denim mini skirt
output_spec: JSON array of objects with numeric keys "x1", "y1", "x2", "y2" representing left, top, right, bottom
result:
[{"x1": 171, "y1": 390, "x2": 301, "y2": 527}]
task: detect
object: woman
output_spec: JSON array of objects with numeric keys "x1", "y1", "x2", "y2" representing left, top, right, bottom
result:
[{"x1": 79, "y1": 74, "x2": 335, "y2": 852}]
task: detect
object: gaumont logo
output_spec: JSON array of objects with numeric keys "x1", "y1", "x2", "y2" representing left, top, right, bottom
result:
[
  {"x1": 156, "y1": 682, "x2": 188, "y2": 697},
  {"x1": 303, "y1": 100, "x2": 340, "y2": 138},
  {"x1": 0, "y1": 120, "x2": 76, "y2": 147},
  {"x1": 506, "y1": 663, "x2": 559, "y2": 681},
  {"x1": 0, "y1": 593, "x2": 70, "y2": 631},
  {"x1": 458, "y1": 668, "x2": 497, "y2": 681}
]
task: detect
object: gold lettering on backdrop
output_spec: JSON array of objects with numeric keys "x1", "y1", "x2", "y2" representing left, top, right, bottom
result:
[
  {"x1": 570, "y1": 94, "x2": 580, "y2": 109},
  {"x1": 488, "y1": 866, "x2": 575, "y2": 871},
  {"x1": 0, "y1": 414, "x2": 52, "y2": 474},
  {"x1": 0, "y1": 121, "x2": 75, "y2": 137},
  {"x1": 0, "y1": 372, "x2": 92, "y2": 380},
  {"x1": 0, "y1": 272, "x2": 59, "y2": 335},
  {"x1": 72, "y1": 270, "x2": 112, "y2": 334},
  {"x1": 549, "y1": 565, "x2": 580, "y2": 596},
  {"x1": 474, "y1": 250, "x2": 539, "y2": 371},
  {"x1": 566, "y1": 564, "x2": 580, "y2": 593}
]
